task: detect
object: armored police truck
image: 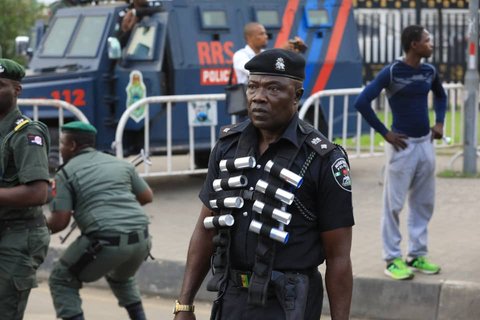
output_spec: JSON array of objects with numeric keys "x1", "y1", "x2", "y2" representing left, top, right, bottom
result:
[{"x1": 19, "y1": 0, "x2": 363, "y2": 166}]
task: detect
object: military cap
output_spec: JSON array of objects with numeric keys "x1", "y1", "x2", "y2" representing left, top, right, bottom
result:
[
  {"x1": 245, "y1": 48, "x2": 305, "y2": 81},
  {"x1": 0, "y1": 58, "x2": 26, "y2": 82},
  {"x1": 61, "y1": 121, "x2": 97, "y2": 134}
]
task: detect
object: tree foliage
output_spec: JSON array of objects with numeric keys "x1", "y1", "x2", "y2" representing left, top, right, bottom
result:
[{"x1": 0, "y1": 0, "x2": 42, "y2": 61}]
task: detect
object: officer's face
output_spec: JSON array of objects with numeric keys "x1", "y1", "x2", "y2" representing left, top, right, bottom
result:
[
  {"x1": 59, "y1": 133, "x2": 76, "y2": 163},
  {"x1": 0, "y1": 78, "x2": 21, "y2": 116},
  {"x1": 247, "y1": 74, "x2": 303, "y2": 133}
]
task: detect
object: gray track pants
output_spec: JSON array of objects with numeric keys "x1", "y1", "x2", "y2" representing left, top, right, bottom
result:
[{"x1": 382, "y1": 133, "x2": 435, "y2": 261}]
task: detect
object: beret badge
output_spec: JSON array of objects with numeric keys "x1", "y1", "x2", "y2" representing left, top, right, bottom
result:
[{"x1": 275, "y1": 58, "x2": 286, "y2": 72}]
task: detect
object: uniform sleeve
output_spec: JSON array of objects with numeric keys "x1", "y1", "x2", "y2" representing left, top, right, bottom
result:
[
  {"x1": 11, "y1": 124, "x2": 50, "y2": 184},
  {"x1": 354, "y1": 66, "x2": 391, "y2": 136},
  {"x1": 198, "y1": 142, "x2": 221, "y2": 212},
  {"x1": 316, "y1": 148, "x2": 354, "y2": 232},
  {"x1": 50, "y1": 170, "x2": 74, "y2": 212},
  {"x1": 130, "y1": 165, "x2": 150, "y2": 195}
]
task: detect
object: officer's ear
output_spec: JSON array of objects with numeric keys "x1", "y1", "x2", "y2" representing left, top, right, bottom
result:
[
  {"x1": 63, "y1": 133, "x2": 77, "y2": 151},
  {"x1": 11, "y1": 81, "x2": 22, "y2": 97},
  {"x1": 294, "y1": 87, "x2": 304, "y2": 102}
]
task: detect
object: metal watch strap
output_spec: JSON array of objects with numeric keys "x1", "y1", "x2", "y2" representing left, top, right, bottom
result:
[{"x1": 173, "y1": 300, "x2": 195, "y2": 314}]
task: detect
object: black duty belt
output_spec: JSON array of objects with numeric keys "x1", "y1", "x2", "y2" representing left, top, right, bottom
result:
[
  {"x1": 230, "y1": 268, "x2": 317, "y2": 289},
  {"x1": 91, "y1": 228, "x2": 149, "y2": 246},
  {"x1": 0, "y1": 215, "x2": 46, "y2": 232}
]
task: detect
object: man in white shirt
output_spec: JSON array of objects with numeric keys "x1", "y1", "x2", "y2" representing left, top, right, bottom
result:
[
  {"x1": 229, "y1": 23, "x2": 307, "y2": 119},
  {"x1": 232, "y1": 22, "x2": 269, "y2": 85}
]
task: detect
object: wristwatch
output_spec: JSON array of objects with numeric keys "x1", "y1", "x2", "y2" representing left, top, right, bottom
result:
[{"x1": 173, "y1": 300, "x2": 195, "y2": 315}]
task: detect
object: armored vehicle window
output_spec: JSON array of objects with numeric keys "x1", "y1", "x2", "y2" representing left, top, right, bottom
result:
[
  {"x1": 200, "y1": 10, "x2": 228, "y2": 29},
  {"x1": 255, "y1": 10, "x2": 280, "y2": 28},
  {"x1": 126, "y1": 25, "x2": 156, "y2": 60},
  {"x1": 306, "y1": 9, "x2": 330, "y2": 27},
  {"x1": 69, "y1": 16, "x2": 108, "y2": 57},
  {"x1": 41, "y1": 16, "x2": 77, "y2": 56}
]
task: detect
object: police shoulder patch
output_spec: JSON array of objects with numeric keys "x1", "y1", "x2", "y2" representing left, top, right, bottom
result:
[
  {"x1": 331, "y1": 157, "x2": 352, "y2": 192},
  {"x1": 27, "y1": 133, "x2": 44, "y2": 146}
]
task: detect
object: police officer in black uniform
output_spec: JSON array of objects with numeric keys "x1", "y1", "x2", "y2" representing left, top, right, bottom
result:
[{"x1": 173, "y1": 49, "x2": 354, "y2": 320}]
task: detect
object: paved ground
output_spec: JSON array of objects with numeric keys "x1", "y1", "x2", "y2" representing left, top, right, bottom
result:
[
  {"x1": 25, "y1": 282, "x2": 366, "y2": 319},
  {"x1": 24, "y1": 281, "x2": 213, "y2": 320},
  {"x1": 40, "y1": 149, "x2": 480, "y2": 319}
]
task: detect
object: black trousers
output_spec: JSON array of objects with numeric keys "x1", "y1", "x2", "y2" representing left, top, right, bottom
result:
[{"x1": 217, "y1": 270, "x2": 324, "y2": 320}]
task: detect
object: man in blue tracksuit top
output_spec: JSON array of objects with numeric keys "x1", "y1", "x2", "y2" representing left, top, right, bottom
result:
[{"x1": 354, "y1": 25, "x2": 447, "y2": 280}]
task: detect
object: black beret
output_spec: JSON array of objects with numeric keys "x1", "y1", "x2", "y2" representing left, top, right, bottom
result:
[
  {"x1": 245, "y1": 48, "x2": 305, "y2": 81},
  {"x1": 0, "y1": 59, "x2": 25, "y2": 82}
]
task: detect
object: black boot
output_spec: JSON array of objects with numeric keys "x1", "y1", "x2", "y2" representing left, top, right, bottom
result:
[
  {"x1": 125, "y1": 301, "x2": 147, "y2": 320},
  {"x1": 64, "y1": 313, "x2": 84, "y2": 320}
]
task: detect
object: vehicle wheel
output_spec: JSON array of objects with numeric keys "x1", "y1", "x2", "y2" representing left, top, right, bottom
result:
[
  {"x1": 48, "y1": 127, "x2": 60, "y2": 173},
  {"x1": 304, "y1": 105, "x2": 328, "y2": 137},
  {"x1": 194, "y1": 150, "x2": 210, "y2": 169},
  {"x1": 48, "y1": 147, "x2": 61, "y2": 174}
]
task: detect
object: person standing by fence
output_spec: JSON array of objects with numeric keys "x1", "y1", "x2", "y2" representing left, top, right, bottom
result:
[{"x1": 354, "y1": 25, "x2": 447, "y2": 280}]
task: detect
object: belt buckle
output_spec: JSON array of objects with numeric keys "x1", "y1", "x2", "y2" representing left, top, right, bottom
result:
[{"x1": 239, "y1": 273, "x2": 250, "y2": 288}]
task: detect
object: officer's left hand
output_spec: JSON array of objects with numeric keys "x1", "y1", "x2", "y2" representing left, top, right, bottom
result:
[{"x1": 431, "y1": 123, "x2": 444, "y2": 141}]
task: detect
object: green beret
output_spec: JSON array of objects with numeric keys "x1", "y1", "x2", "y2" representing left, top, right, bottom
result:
[
  {"x1": 0, "y1": 59, "x2": 25, "y2": 82},
  {"x1": 61, "y1": 121, "x2": 97, "y2": 134},
  {"x1": 245, "y1": 48, "x2": 305, "y2": 81}
]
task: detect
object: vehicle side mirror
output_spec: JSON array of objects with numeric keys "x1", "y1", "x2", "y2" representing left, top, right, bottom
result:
[
  {"x1": 15, "y1": 36, "x2": 30, "y2": 57},
  {"x1": 107, "y1": 37, "x2": 122, "y2": 59}
]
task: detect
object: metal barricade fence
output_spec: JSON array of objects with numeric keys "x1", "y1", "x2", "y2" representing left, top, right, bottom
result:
[
  {"x1": 298, "y1": 83, "x2": 464, "y2": 158},
  {"x1": 18, "y1": 86, "x2": 464, "y2": 178},
  {"x1": 113, "y1": 94, "x2": 226, "y2": 178},
  {"x1": 17, "y1": 98, "x2": 90, "y2": 124}
]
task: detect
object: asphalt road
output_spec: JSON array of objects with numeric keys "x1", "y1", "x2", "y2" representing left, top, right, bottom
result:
[
  {"x1": 24, "y1": 281, "x2": 213, "y2": 320},
  {"x1": 25, "y1": 281, "x2": 368, "y2": 319}
]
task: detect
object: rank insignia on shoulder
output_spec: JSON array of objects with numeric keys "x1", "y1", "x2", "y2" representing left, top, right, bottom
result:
[
  {"x1": 219, "y1": 123, "x2": 242, "y2": 139},
  {"x1": 310, "y1": 137, "x2": 322, "y2": 145},
  {"x1": 331, "y1": 158, "x2": 352, "y2": 192},
  {"x1": 27, "y1": 133, "x2": 44, "y2": 146},
  {"x1": 305, "y1": 132, "x2": 334, "y2": 156},
  {"x1": 14, "y1": 118, "x2": 30, "y2": 131}
]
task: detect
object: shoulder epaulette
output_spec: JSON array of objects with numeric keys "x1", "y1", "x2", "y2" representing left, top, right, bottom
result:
[
  {"x1": 9, "y1": 116, "x2": 50, "y2": 153},
  {"x1": 305, "y1": 131, "x2": 336, "y2": 156},
  {"x1": 219, "y1": 122, "x2": 245, "y2": 139},
  {"x1": 13, "y1": 117, "x2": 31, "y2": 132},
  {"x1": 299, "y1": 119, "x2": 336, "y2": 157}
]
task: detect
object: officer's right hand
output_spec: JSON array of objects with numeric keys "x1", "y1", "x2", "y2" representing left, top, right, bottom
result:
[
  {"x1": 174, "y1": 312, "x2": 196, "y2": 320},
  {"x1": 384, "y1": 131, "x2": 408, "y2": 151}
]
